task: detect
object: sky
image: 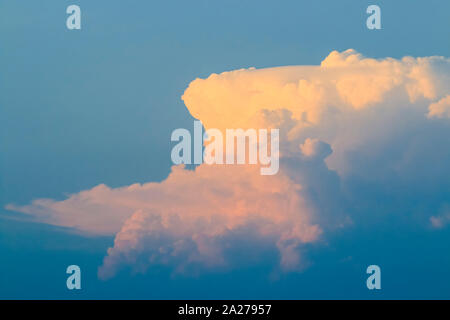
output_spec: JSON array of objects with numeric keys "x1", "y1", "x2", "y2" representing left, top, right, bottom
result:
[{"x1": 1, "y1": 0, "x2": 450, "y2": 299}]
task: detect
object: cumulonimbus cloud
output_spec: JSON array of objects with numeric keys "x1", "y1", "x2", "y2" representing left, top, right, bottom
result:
[
  {"x1": 428, "y1": 95, "x2": 450, "y2": 119},
  {"x1": 7, "y1": 49, "x2": 450, "y2": 279}
]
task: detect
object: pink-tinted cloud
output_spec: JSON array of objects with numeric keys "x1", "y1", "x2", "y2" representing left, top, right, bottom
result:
[
  {"x1": 428, "y1": 95, "x2": 450, "y2": 119},
  {"x1": 98, "y1": 165, "x2": 322, "y2": 279}
]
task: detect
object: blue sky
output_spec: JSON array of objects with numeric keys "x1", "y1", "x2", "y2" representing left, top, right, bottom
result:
[{"x1": 1, "y1": 0, "x2": 450, "y2": 299}]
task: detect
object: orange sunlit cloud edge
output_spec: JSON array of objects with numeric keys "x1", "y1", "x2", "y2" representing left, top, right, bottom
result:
[{"x1": 6, "y1": 49, "x2": 450, "y2": 279}]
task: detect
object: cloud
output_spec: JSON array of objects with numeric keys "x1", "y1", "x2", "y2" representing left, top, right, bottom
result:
[
  {"x1": 182, "y1": 49, "x2": 450, "y2": 130},
  {"x1": 428, "y1": 95, "x2": 450, "y2": 119},
  {"x1": 430, "y1": 215, "x2": 448, "y2": 229},
  {"x1": 97, "y1": 165, "x2": 323, "y2": 279},
  {"x1": 430, "y1": 204, "x2": 450, "y2": 229},
  {"x1": 7, "y1": 49, "x2": 450, "y2": 279},
  {"x1": 8, "y1": 163, "x2": 327, "y2": 279},
  {"x1": 182, "y1": 49, "x2": 450, "y2": 174},
  {"x1": 300, "y1": 138, "x2": 332, "y2": 159}
]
